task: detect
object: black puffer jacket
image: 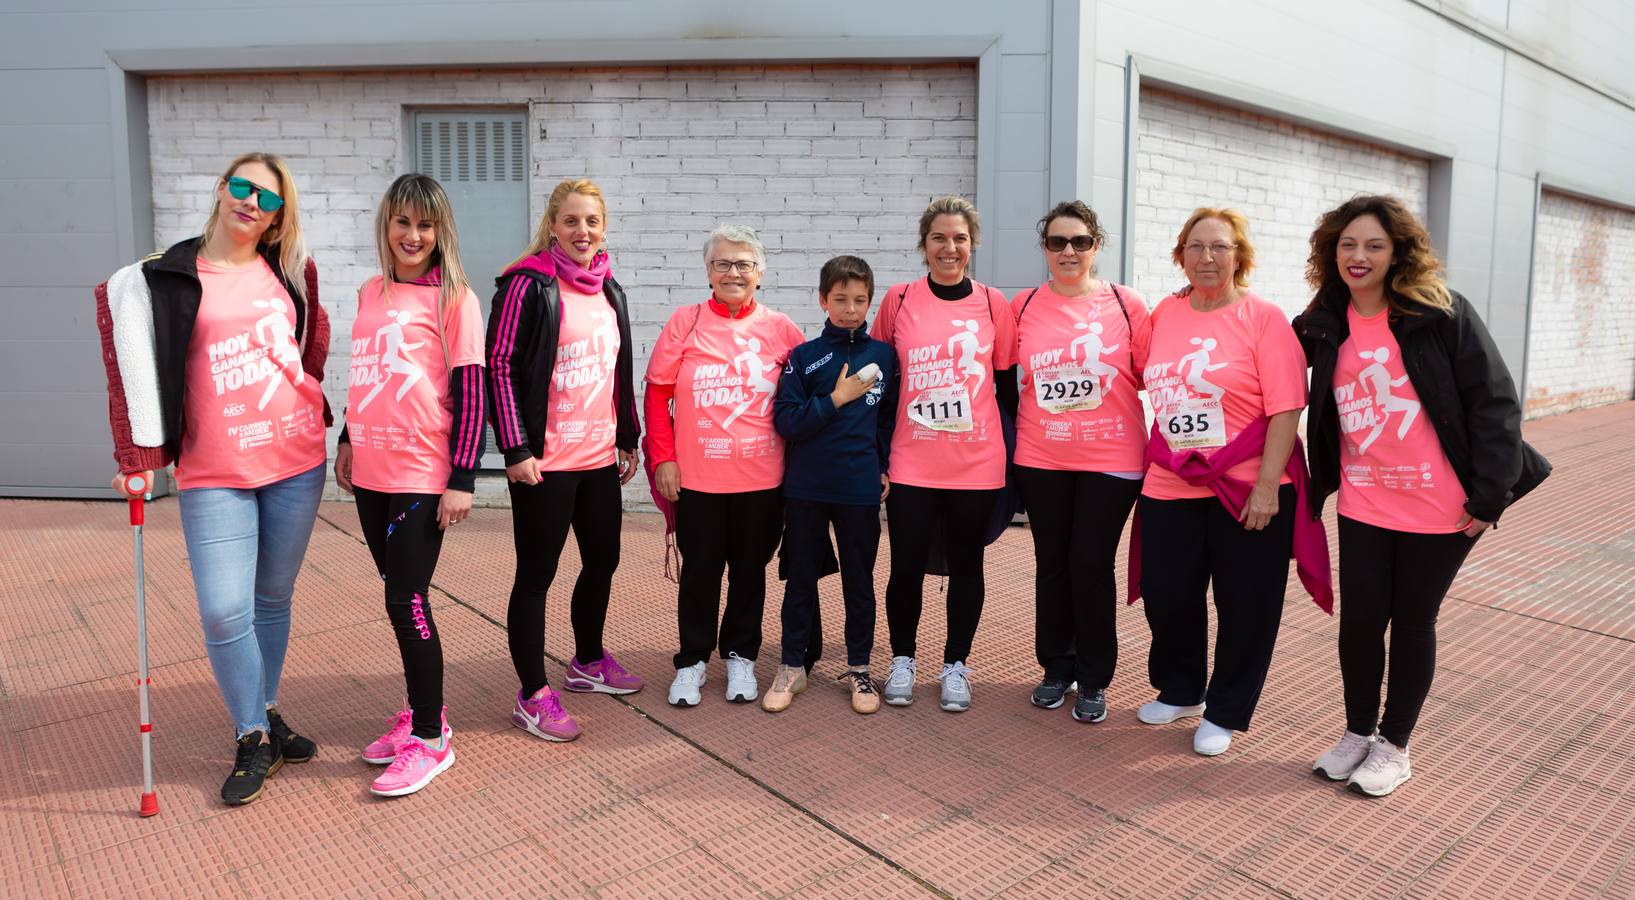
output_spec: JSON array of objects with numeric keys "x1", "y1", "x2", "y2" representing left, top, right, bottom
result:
[{"x1": 1294, "y1": 290, "x2": 1550, "y2": 523}]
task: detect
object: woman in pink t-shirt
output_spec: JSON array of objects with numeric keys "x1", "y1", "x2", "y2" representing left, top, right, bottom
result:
[
  {"x1": 1010, "y1": 201, "x2": 1151, "y2": 724},
  {"x1": 96, "y1": 152, "x2": 330, "y2": 806},
  {"x1": 1135, "y1": 208, "x2": 1310, "y2": 758},
  {"x1": 644, "y1": 224, "x2": 806, "y2": 708},
  {"x1": 487, "y1": 179, "x2": 644, "y2": 743},
  {"x1": 1296, "y1": 195, "x2": 1549, "y2": 797},
  {"x1": 331, "y1": 175, "x2": 486, "y2": 797},
  {"x1": 870, "y1": 196, "x2": 1019, "y2": 714}
]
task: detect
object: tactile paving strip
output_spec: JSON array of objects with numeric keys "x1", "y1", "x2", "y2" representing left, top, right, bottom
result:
[{"x1": 2, "y1": 400, "x2": 1632, "y2": 898}]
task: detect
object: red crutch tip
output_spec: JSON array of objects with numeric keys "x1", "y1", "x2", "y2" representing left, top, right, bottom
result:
[{"x1": 139, "y1": 792, "x2": 159, "y2": 817}]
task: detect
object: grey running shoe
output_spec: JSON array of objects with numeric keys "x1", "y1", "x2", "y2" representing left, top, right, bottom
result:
[
  {"x1": 883, "y1": 656, "x2": 916, "y2": 707},
  {"x1": 1315, "y1": 730, "x2": 1375, "y2": 781},
  {"x1": 938, "y1": 661, "x2": 973, "y2": 713},
  {"x1": 1071, "y1": 688, "x2": 1107, "y2": 723},
  {"x1": 1349, "y1": 739, "x2": 1412, "y2": 797},
  {"x1": 1030, "y1": 678, "x2": 1076, "y2": 710}
]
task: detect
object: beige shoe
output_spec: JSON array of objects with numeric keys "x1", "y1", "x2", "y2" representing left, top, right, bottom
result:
[
  {"x1": 840, "y1": 669, "x2": 880, "y2": 715},
  {"x1": 761, "y1": 665, "x2": 807, "y2": 713}
]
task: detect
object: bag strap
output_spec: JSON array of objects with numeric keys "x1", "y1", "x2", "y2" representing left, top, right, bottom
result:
[
  {"x1": 1109, "y1": 283, "x2": 1136, "y2": 376},
  {"x1": 1015, "y1": 287, "x2": 1040, "y2": 321}
]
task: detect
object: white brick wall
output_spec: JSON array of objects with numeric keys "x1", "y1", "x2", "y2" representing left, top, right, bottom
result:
[
  {"x1": 1131, "y1": 89, "x2": 1430, "y2": 319},
  {"x1": 147, "y1": 64, "x2": 976, "y2": 503},
  {"x1": 1524, "y1": 191, "x2": 1635, "y2": 417}
]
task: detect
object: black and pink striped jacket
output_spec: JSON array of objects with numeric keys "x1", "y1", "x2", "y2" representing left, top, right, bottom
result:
[{"x1": 485, "y1": 254, "x2": 639, "y2": 466}]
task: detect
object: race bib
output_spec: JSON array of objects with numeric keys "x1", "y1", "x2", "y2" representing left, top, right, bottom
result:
[
  {"x1": 908, "y1": 384, "x2": 974, "y2": 432},
  {"x1": 1161, "y1": 397, "x2": 1225, "y2": 450},
  {"x1": 1033, "y1": 366, "x2": 1100, "y2": 414}
]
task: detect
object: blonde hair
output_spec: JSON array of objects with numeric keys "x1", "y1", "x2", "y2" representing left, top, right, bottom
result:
[
  {"x1": 513, "y1": 178, "x2": 608, "y2": 266},
  {"x1": 1171, "y1": 207, "x2": 1256, "y2": 290},
  {"x1": 918, "y1": 195, "x2": 982, "y2": 256},
  {"x1": 1304, "y1": 194, "x2": 1453, "y2": 316},
  {"x1": 374, "y1": 173, "x2": 471, "y2": 318},
  {"x1": 203, "y1": 152, "x2": 309, "y2": 300}
]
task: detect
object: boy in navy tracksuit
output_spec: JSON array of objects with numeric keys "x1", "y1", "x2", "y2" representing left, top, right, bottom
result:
[{"x1": 762, "y1": 256, "x2": 897, "y2": 715}]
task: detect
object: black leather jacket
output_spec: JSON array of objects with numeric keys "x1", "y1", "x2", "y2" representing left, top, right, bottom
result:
[{"x1": 1294, "y1": 290, "x2": 1550, "y2": 523}]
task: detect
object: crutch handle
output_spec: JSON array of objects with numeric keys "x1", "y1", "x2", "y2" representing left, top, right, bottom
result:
[{"x1": 122, "y1": 473, "x2": 148, "y2": 526}]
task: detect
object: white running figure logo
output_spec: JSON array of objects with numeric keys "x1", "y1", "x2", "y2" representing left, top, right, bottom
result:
[
  {"x1": 1178, "y1": 336, "x2": 1228, "y2": 400},
  {"x1": 251, "y1": 297, "x2": 306, "y2": 412},
  {"x1": 947, "y1": 319, "x2": 992, "y2": 393},
  {"x1": 1356, "y1": 345, "x2": 1420, "y2": 454},
  {"x1": 356, "y1": 309, "x2": 426, "y2": 411},
  {"x1": 1069, "y1": 317, "x2": 1121, "y2": 396},
  {"x1": 582, "y1": 307, "x2": 618, "y2": 408},
  {"x1": 723, "y1": 335, "x2": 776, "y2": 430}
]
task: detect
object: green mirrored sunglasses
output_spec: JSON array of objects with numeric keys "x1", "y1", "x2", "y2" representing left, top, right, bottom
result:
[{"x1": 226, "y1": 176, "x2": 284, "y2": 212}]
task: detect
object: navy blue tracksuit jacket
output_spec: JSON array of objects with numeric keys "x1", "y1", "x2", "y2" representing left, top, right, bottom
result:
[{"x1": 773, "y1": 321, "x2": 897, "y2": 506}]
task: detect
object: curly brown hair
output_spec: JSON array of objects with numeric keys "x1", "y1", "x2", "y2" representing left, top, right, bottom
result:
[{"x1": 1304, "y1": 194, "x2": 1451, "y2": 316}]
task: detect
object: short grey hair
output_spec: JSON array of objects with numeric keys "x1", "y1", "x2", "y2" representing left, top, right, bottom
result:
[{"x1": 703, "y1": 223, "x2": 767, "y2": 270}]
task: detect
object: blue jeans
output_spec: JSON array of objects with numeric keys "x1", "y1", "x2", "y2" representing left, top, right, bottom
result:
[{"x1": 178, "y1": 463, "x2": 325, "y2": 738}]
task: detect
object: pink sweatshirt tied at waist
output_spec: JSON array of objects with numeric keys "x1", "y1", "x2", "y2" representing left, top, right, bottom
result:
[{"x1": 1127, "y1": 415, "x2": 1334, "y2": 613}]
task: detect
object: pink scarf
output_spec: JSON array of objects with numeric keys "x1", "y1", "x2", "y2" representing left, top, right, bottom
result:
[
  {"x1": 1127, "y1": 416, "x2": 1334, "y2": 613},
  {"x1": 540, "y1": 243, "x2": 611, "y2": 294}
]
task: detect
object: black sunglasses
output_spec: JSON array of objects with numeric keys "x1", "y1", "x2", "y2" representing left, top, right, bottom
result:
[{"x1": 1043, "y1": 235, "x2": 1097, "y2": 253}]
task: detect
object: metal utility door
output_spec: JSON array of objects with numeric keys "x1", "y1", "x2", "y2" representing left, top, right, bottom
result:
[{"x1": 411, "y1": 109, "x2": 531, "y2": 468}]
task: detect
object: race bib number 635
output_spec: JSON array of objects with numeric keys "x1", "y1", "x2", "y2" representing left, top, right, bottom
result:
[{"x1": 1161, "y1": 398, "x2": 1226, "y2": 450}]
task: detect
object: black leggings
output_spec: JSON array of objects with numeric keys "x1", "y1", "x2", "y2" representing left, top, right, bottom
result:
[
  {"x1": 507, "y1": 465, "x2": 622, "y2": 696},
  {"x1": 1338, "y1": 516, "x2": 1478, "y2": 748},
  {"x1": 355, "y1": 488, "x2": 447, "y2": 740},
  {"x1": 1015, "y1": 467, "x2": 1142, "y2": 691},
  {"x1": 1138, "y1": 486, "x2": 1295, "y2": 732},
  {"x1": 884, "y1": 483, "x2": 1001, "y2": 665}
]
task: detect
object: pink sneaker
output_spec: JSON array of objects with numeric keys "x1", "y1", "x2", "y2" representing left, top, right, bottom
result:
[
  {"x1": 512, "y1": 686, "x2": 582, "y2": 742},
  {"x1": 361, "y1": 705, "x2": 447, "y2": 764},
  {"x1": 369, "y1": 733, "x2": 455, "y2": 797},
  {"x1": 564, "y1": 653, "x2": 643, "y2": 695}
]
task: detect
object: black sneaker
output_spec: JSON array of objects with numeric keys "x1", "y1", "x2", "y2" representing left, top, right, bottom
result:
[
  {"x1": 221, "y1": 731, "x2": 282, "y2": 806},
  {"x1": 268, "y1": 707, "x2": 317, "y2": 763},
  {"x1": 1071, "y1": 688, "x2": 1108, "y2": 723},
  {"x1": 1030, "y1": 678, "x2": 1076, "y2": 710}
]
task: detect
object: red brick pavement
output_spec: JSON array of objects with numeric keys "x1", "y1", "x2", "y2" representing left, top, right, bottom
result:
[{"x1": 2, "y1": 402, "x2": 1631, "y2": 898}]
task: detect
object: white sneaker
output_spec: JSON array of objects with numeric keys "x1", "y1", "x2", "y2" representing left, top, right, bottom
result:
[
  {"x1": 883, "y1": 656, "x2": 916, "y2": 707},
  {"x1": 1348, "y1": 739, "x2": 1412, "y2": 797},
  {"x1": 938, "y1": 661, "x2": 973, "y2": 713},
  {"x1": 668, "y1": 662, "x2": 706, "y2": 707},
  {"x1": 1193, "y1": 719, "x2": 1233, "y2": 756},
  {"x1": 1314, "y1": 730, "x2": 1376, "y2": 781},
  {"x1": 724, "y1": 652, "x2": 757, "y2": 703},
  {"x1": 1137, "y1": 698, "x2": 1207, "y2": 725}
]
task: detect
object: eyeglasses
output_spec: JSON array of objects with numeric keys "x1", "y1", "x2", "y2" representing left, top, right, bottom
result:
[
  {"x1": 226, "y1": 176, "x2": 284, "y2": 212},
  {"x1": 709, "y1": 259, "x2": 759, "y2": 274},
  {"x1": 1043, "y1": 235, "x2": 1097, "y2": 253},
  {"x1": 1183, "y1": 242, "x2": 1236, "y2": 258}
]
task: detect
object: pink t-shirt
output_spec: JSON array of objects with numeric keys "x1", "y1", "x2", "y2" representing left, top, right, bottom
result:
[
  {"x1": 175, "y1": 257, "x2": 327, "y2": 490},
  {"x1": 345, "y1": 277, "x2": 485, "y2": 493},
  {"x1": 872, "y1": 278, "x2": 1018, "y2": 491},
  {"x1": 645, "y1": 300, "x2": 805, "y2": 493},
  {"x1": 1012, "y1": 282, "x2": 1152, "y2": 473},
  {"x1": 542, "y1": 287, "x2": 621, "y2": 472},
  {"x1": 1333, "y1": 306, "x2": 1467, "y2": 533},
  {"x1": 1141, "y1": 291, "x2": 1307, "y2": 501}
]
